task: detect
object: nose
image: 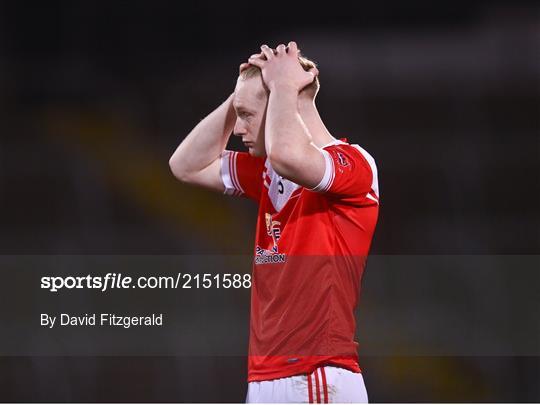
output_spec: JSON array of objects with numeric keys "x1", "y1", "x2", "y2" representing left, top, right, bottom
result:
[{"x1": 233, "y1": 117, "x2": 247, "y2": 137}]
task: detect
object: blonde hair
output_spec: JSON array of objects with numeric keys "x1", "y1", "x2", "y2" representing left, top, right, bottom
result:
[{"x1": 240, "y1": 54, "x2": 320, "y2": 98}]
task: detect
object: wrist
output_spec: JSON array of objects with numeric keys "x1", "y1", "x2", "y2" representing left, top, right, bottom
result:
[{"x1": 268, "y1": 82, "x2": 299, "y2": 94}]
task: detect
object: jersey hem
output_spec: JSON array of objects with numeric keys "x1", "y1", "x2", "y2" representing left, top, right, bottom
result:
[{"x1": 247, "y1": 357, "x2": 361, "y2": 382}]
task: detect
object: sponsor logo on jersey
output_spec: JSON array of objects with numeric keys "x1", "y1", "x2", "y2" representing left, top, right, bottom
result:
[
  {"x1": 257, "y1": 213, "x2": 286, "y2": 264},
  {"x1": 265, "y1": 213, "x2": 282, "y2": 247},
  {"x1": 255, "y1": 245, "x2": 287, "y2": 264}
]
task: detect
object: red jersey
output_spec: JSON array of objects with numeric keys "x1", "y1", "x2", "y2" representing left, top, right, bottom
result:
[{"x1": 220, "y1": 139, "x2": 379, "y2": 382}]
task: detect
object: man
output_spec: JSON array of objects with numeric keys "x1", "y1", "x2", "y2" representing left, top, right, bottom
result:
[{"x1": 169, "y1": 42, "x2": 379, "y2": 403}]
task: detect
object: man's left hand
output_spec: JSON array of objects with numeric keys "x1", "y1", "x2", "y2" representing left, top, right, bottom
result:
[{"x1": 248, "y1": 42, "x2": 318, "y2": 93}]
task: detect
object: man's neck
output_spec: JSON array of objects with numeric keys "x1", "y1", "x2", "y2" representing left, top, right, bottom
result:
[{"x1": 298, "y1": 96, "x2": 336, "y2": 148}]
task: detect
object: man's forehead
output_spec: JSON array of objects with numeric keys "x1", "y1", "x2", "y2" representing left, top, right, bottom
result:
[
  {"x1": 235, "y1": 76, "x2": 267, "y2": 105},
  {"x1": 232, "y1": 93, "x2": 250, "y2": 111}
]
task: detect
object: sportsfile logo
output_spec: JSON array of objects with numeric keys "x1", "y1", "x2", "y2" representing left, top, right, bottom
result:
[{"x1": 254, "y1": 245, "x2": 286, "y2": 265}]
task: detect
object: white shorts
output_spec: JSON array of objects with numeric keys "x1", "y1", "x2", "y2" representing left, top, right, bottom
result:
[{"x1": 246, "y1": 366, "x2": 368, "y2": 403}]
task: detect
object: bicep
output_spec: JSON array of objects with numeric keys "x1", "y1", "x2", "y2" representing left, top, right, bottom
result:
[
  {"x1": 179, "y1": 158, "x2": 225, "y2": 193},
  {"x1": 171, "y1": 150, "x2": 265, "y2": 200}
]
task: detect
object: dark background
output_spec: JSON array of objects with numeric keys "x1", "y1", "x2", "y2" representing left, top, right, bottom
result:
[{"x1": 0, "y1": 0, "x2": 539, "y2": 402}]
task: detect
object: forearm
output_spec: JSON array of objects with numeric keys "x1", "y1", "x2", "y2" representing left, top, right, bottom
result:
[
  {"x1": 265, "y1": 86, "x2": 312, "y2": 160},
  {"x1": 169, "y1": 93, "x2": 235, "y2": 179}
]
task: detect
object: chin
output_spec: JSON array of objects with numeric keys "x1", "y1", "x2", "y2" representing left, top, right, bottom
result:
[{"x1": 248, "y1": 147, "x2": 264, "y2": 158}]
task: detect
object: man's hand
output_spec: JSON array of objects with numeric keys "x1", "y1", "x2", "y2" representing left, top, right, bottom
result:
[
  {"x1": 239, "y1": 62, "x2": 251, "y2": 75},
  {"x1": 248, "y1": 42, "x2": 318, "y2": 93}
]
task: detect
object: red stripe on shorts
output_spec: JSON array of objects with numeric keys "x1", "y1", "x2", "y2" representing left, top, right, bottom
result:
[
  {"x1": 320, "y1": 367, "x2": 329, "y2": 403},
  {"x1": 307, "y1": 372, "x2": 313, "y2": 403},
  {"x1": 314, "y1": 369, "x2": 321, "y2": 403}
]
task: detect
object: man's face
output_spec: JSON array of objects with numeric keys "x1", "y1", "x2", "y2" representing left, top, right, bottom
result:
[{"x1": 233, "y1": 75, "x2": 268, "y2": 157}]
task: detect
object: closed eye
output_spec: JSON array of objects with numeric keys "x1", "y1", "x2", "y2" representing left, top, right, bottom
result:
[{"x1": 239, "y1": 111, "x2": 252, "y2": 119}]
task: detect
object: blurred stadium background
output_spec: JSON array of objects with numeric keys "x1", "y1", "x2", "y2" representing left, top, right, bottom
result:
[{"x1": 0, "y1": 0, "x2": 538, "y2": 402}]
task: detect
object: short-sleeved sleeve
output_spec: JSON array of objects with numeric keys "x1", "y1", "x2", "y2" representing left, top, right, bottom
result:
[
  {"x1": 309, "y1": 144, "x2": 380, "y2": 204},
  {"x1": 220, "y1": 150, "x2": 265, "y2": 201}
]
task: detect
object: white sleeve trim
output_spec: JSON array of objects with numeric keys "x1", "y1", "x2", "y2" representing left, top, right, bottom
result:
[
  {"x1": 309, "y1": 149, "x2": 335, "y2": 193},
  {"x1": 220, "y1": 150, "x2": 243, "y2": 196}
]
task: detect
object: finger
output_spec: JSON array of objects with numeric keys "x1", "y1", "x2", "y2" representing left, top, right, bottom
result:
[
  {"x1": 248, "y1": 56, "x2": 265, "y2": 68},
  {"x1": 276, "y1": 43, "x2": 287, "y2": 55},
  {"x1": 260, "y1": 44, "x2": 274, "y2": 60},
  {"x1": 249, "y1": 52, "x2": 265, "y2": 60},
  {"x1": 287, "y1": 41, "x2": 299, "y2": 54},
  {"x1": 309, "y1": 67, "x2": 319, "y2": 78},
  {"x1": 239, "y1": 63, "x2": 250, "y2": 74}
]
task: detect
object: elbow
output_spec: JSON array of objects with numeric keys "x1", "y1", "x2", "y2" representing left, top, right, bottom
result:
[
  {"x1": 268, "y1": 148, "x2": 298, "y2": 178},
  {"x1": 169, "y1": 155, "x2": 191, "y2": 183},
  {"x1": 267, "y1": 151, "x2": 285, "y2": 176}
]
